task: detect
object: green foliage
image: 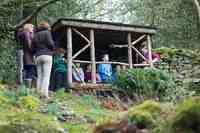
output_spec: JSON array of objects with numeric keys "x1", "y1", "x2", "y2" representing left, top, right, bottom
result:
[
  {"x1": 0, "y1": 111, "x2": 62, "y2": 133},
  {"x1": 63, "y1": 123, "x2": 92, "y2": 133},
  {"x1": 129, "y1": 100, "x2": 162, "y2": 114},
  {"x1": 128, "y1": 100, "x2": 162, "y2": 129},
  {"x1": 0, "y1": 39, "x2": 16, "y2": 84},
  {"x1": 0, "y1": 94, "x2": 10, "y2": 107},
  {"x1": 165, "y1": 97, "x2": 200, "y2": 133},
  {"x1": 112, "y1": 68, "x2": 175, "y2": 100},
  {"x1": 17, "y1": 95, "x2": 40, "y2": 111},
  {"x1": 129, "y1": 110, "x2": 156, "y2": 128}
]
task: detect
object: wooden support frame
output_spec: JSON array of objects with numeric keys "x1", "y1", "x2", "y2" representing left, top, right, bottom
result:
[
  {"x1": 131, "y1": 46, "x2": 148, "y2": 61},
  {"x1": 131, "y1": 35, "x2": 146, "y2": 46},
  {"x1": 67, "y1": 27, "x2": 73, "y2": 88},
  {"x1": 128, "y1": 33, "x2": 133, "y2": 68},
  {"x1": 72, "y1": 28, "x2": 90, "y2": 43},
  {"x1": 147, "y1": 35, "x2": 153, "y2": 67},
  {"x1": 72, "y1": 28, "x2": 91, "y2": 59},
  {"x1": 110, "y1": 34, "x2": 149, "y2": 66},
  {"x1": 90, "y1": 29, "x2": 96, "y2": 83},
  {"x1": 72, "y1": 43, "x2": 91, "y2": 59}
]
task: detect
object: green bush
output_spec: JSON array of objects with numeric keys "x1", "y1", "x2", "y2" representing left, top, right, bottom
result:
[
  {"x1": 0, "y1": 111, "x2": 63, "y2": 133},
  {"x1": 166, "y1": 97, "x2": 200, "y2": 133},
  {"x1": 112, "y1": 68, "x2": 175, "y2": 100},
  {"x1": 128, "y1": 100, "x2": 162, "y2": 129}
]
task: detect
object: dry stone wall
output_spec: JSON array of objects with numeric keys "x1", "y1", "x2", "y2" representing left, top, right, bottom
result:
[{"x1": 154, "y1": 47, "x2": 200, "y2": 93}]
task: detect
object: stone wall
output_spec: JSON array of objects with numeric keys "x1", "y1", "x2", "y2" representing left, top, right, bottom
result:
[{"x1": 154, "y1": 47, "x2": 200, "y2": 92}]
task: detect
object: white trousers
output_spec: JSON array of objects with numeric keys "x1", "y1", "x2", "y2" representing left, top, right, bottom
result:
[{"x1": 36, "y1": 55, "x2": 52, "y2": 97}]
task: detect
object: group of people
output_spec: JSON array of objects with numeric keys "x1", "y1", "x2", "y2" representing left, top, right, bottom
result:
[
  {"x1": 17, "y1": 21, "x2": 55, "y2": 99},
  {"x1": 16, "y1": 21, "x2": 126, "y2": 98},
  {"x1": 16, "y1": 21, "x2": 160, "y2": 98},
  {"x1": 71, "y1": 54, "x2": 127, "y2": 84}
]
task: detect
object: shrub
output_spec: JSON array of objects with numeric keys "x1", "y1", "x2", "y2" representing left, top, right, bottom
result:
[
  {"x1": 128, "y1": 100, "x2": 162, "y2": 129},
  {"x1": 17, "y1": 95, "x2": 40, "y2": 111},
  {"x1": 166, "y1": 97, "x2": 200, "y2": 133},
  {"x1": 128, "y1": 100, "x2": 162, "y2": 114},
  {"x1": 0, "y1": 111, "x2": 63, "y2": 133},
  {"x1": 112, "y1": 68, "x2": 175, "y2": 100}
]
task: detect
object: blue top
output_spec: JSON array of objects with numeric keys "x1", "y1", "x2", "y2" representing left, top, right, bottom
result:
[
  {"x1": 73, "y1": 68, "x2": 84, "y2": 82},
  {"x1": 98, "y1": 63, "x2": 113, "y2": 82}
]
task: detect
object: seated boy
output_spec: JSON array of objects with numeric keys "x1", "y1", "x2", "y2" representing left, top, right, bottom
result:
[{"x1": 52, "y1": 48, "x2": 67, "y2": 91}]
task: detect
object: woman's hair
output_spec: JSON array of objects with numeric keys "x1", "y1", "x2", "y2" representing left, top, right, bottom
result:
[
  {"x1": 38, "y1": 21, "x2": 51, "y2": 29},
  {"x1": 23, "y1": 23, "x2": 34, "y2": 32}
]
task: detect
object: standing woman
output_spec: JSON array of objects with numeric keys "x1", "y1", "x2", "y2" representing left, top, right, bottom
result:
[
  {"x1": 17, "y1": 24, "x2": 34, "y2": 88},
  {"x1": 23, "y1": 24, "x2": 35, "y2": 88},
  {"x1": 32, "y1": 21, "x2": 55, "y2": 98}
]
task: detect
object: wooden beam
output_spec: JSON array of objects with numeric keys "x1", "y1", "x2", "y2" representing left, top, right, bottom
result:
[
  {"x1": 62, "y1": 21, "x2": 157, "y2": 34},
  {"x1": 73, "y1": 60, "x2": 129, "y2": 66},
  {"x1": 90, "y1": 29, "x2": 96, "y2": 83},
  {"x1": 133, "y1": 64, "x2": 150, "y2": 67},
  {"x1": 72, "y1": 28, "x2": 90, "y2": 43},
  {"x1": 96, "y1": 61, "x2": 129, "y2": 66},
  {"x1": 147, "y1": 35, "x2": 153, "y2": 67},
  {"x1": 73, "y1": 60, "x2": 91, "y2": 64},
  {"x1": 131, "y1": 46, "x2": 148, "y2": 61},
  {"x1": 110, "y1": 44, "x2": 128, "y2": 48},
  {"x1": 109, "y1": 35, "x2": 146, "y2": 48},
  {"x1": 72, "y1": 43, "x2": 91, "y2": 59},
  {"x1": 128, "y1": 33, "x2": 133, "y2": 68},
  {"x1": 131, "y1": 35, "x2": 146, "y2": 46},
  {"x1": 67, "y1": 27, "x2": 73, "y2": 88}
]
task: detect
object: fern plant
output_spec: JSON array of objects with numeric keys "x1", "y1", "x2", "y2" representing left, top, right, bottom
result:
[{"x1": 112, "y1": 68, "x2": 175, "y2": 101}]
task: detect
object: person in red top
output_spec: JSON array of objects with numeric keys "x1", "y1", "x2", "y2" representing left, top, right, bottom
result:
[
  {"x1": 142, "y1": 47, "x2": 160, "y2": 63},
  {"x1": 85, "y1": 64, "x2": 101, "y2": 83}
]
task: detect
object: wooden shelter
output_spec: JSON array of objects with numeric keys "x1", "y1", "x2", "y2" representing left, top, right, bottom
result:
[{"x1": 52, "y1": 18, "x2": 157, "y2": 88}]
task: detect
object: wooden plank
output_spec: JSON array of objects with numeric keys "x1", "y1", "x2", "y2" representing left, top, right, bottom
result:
[
  {"x1": 72, "y1": 43, "x2": 91, "y2": 59},
  {"x1": 109, "y1": 35, "x2": 146, "y2": 48},
  {"x1": 73, "y1": 60, "x2": 129, "y2": 66},
  {"x1": 147, "y1": 35, "x2": 153, "y2": 67},
  {"x1": 72, "y1": 83, "x2": 112, "y2": 91},
  {"x1": 62, "y1": 21, "x2": 157, "y2": 34},
  {"x1": 133, "y1": 64, "x2": 150, "y2": 67},
  {"x1": 131, "y1": 46, "x2": 148, "y2": 61},
  {"x1": 67, "y1": 27, "x2": 73, "y2": 88},
  {"x1": 96, "y1": 61, "x2": 129, "y2": 66},
  {"x1": 128, "y1": 33, "x2": 133, "y2": 68},
  {"x1": 72, "y1": 28, "x2": 90, "y2": 43},
  {"x1": 90, "y1": 29, "x2": 96, "y2": 83},
  {"x1": 73, "y1": 60, "x2": 91, "y2": 64},
  {"x1": 131, "y1": 35, "x2": 146, "y2": 46},
  {"x1": 110, "y1": 44, "x2": 128, "y2": 48}
]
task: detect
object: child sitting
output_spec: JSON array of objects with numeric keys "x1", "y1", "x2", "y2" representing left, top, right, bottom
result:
[
  {"x1": 85, "y1": 64, "x2": 101, "y2": 83},
  {"x1": 73, "y1": 63, "x2": 84, "y2": 82}
]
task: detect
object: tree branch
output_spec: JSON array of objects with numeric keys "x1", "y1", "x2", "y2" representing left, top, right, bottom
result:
[{"x1": 15, "y1": 0, "x2": 61, "y2": 29}]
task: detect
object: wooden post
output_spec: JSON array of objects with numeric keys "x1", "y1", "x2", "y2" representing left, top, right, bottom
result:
[
  {"x1": 128, "y1": 33, "x2": 133, "y2": 68},
  {"x1": 147, "y1": 35, "x2": 153, "y2": 67},
  {"x1": 67, "y1": 27, "x2": 73, "y2": 88},
  {"x1": 90, "y1": 29, "x2": 96, "y2": 83}
]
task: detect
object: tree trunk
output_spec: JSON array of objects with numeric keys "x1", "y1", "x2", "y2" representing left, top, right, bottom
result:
[{"x1": 193, "y1": 0, "x2": 200, "y2": 22}]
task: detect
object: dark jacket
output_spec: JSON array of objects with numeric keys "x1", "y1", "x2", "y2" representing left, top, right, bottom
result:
[
  {"x1": 17, "y1": 30, "x2": 34, "y2": 65},
  {"x1": 32, "y1": 28, "x2": 55, "y2": 57}
]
